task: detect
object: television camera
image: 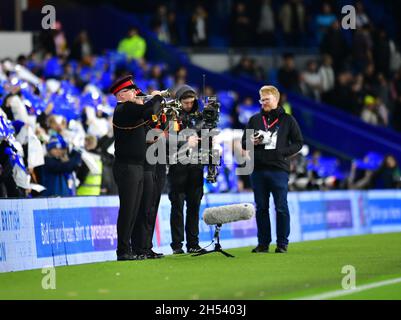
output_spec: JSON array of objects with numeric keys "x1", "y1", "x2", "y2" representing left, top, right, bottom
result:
[{"x1": 152, "y1": 93, "x2": 221, "y2": 183}]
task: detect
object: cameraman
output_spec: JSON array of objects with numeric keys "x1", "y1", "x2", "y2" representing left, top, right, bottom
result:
[{"x1": 167, "y1": 85, "x2": 206, "y2": 254}]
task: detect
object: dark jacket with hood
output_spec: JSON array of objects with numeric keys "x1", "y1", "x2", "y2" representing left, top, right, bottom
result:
[
  {"x1": 167, "y1": 85, "x2": 202, "y2": 166},
  {"x1": 241, "y1": 106, "x2": 303, "y2": 173},
  {"x1": 175, "y1": 84, "x2": 201, "y2": 134}
]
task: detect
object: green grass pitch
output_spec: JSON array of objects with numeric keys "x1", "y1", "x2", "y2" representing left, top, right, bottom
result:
[{"x1": 1, "y1": 232, "x2": 400, "y2": 300}]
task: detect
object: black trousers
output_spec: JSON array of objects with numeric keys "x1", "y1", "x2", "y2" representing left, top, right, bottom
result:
[
  {"x1": 132, "y1": 164, "x2": 166, "y2": 253},
  {"x1": 168, "y1": 164, "x2": 204, "y2": 250},
  {"x1": 113, "y1": 161, "x2": 144, "y2": 256},
  {"x1": 153, "y1": 164, "x2": 167, "y2": 243}
]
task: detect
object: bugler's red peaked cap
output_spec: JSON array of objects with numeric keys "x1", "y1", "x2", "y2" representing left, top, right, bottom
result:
[{"x1": 109, "y1": 75, "x2": 144, "y2": 95}]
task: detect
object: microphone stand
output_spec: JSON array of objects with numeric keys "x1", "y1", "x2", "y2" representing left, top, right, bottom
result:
[{"x1": 192, "y1": 224, "x2": 234, "y2": 258}]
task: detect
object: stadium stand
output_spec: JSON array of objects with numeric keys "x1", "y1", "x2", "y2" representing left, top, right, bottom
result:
[{"x1": 1, "y1": 0, "x2": 401, "y2": 199}]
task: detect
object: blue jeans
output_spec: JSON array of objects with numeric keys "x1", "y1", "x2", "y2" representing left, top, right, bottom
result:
[{"x1": 250, "y1": 170, "x2": 290, "y2": 247}]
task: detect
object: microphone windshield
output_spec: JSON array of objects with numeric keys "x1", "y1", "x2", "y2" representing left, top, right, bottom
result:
[{"x1": 203, "y1": 203, "x2": 255, "y2": 225}]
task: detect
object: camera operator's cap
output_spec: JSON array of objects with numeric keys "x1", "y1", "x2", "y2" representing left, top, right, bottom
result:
[
  {"x1": 109, "y1": 75, "x2": 144, "y2": 96},
  {"x1": 181, "y1": 90, "x2": 196, "y2": 99},
  {"x1": 46, "y1": 134, "x2": 68, "y2": 151}
]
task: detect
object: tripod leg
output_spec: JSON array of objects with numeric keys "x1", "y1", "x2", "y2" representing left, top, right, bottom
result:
[
  {"x1": 219, "y1": 250, "x2": 235, "y2": 258},
  {"x1": 192, "y1": 250, "x2": 216, "y2": 257},
  {"x1": 191, "y1": 226, "x2": 234, "y2": 257}
]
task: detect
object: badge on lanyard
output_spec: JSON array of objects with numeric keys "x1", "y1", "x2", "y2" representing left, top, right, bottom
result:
[{"x1": 262, "y1": 116, "x2": 279, "y2": 150}]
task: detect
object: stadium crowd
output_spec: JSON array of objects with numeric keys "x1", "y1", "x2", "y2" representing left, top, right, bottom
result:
[
  {"x1": 1, "y1": 55, "x2": 399, "y2": 198},
  {"x1": 146, "y1": 1, "x2": 401, "y2": 132},
  {"x1": 1, "y1": 0, "x2": 401, "y2": 199}
]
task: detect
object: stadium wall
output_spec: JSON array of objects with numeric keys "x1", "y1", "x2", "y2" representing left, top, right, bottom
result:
[
  {"x1": 1, "y1": 190, "x2": 401, "y2": 273},
  {"x1": 0, "y1": 32, "x2": 33, "y2": 59}
]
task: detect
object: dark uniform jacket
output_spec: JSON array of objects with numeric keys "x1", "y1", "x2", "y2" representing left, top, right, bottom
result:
[{"x1": 113, "y1": 95, "x2": 163, "y2": 164}]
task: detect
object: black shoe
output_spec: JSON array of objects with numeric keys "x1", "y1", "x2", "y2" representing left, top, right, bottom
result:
[
  {"x1": 145, "y1": 250, "x2": 164, "y2": 259},
  {"x1": 172, "y1": 248, "x2": 185, "y2": 254},
  {"x1": 275, "y1": 245, "x2": 288, "y2": 253},
  {"x1": 117, "y1": 253, "x2": 136, "y2": 261},
  {"x1": 187, "y1": 246, "x2": 207, "y2": 254},
  {"x1": 251, "y1": 245, "x2": 269, "y2": 253},
  {"x1": 132, "y1": 254, "x2": 147, "y2": 260}
]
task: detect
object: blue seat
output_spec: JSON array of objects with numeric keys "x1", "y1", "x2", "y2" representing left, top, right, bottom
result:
[
  {"x1": 238, "y1": 104, "x2": 259, "y2": 126},
  {"x1": 44, "y1": 57, "x2": 63, "y2": 78},
  {"x1": 217, "y1": 90, "x2": 236, "y2": 113},
  {"x1": 353, "y1": 152, "x2": 384, "y2": 170},
  {"x1": 267, "y1": 68, "x2": 278, "y2": 87}
]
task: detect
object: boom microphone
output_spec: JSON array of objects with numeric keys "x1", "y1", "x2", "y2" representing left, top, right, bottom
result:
[{"x1": 203, "y1": 203, "x2": 255, "y2": 225}]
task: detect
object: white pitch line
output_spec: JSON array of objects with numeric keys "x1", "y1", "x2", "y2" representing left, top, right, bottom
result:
[{"x1": 296, "y1": 277, "x2": 401, "y2": 300}]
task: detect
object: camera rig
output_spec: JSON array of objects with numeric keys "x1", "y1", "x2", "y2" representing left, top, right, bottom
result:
[{"x1": 151, "y1": 95, "x2": 221, "y2": 183}]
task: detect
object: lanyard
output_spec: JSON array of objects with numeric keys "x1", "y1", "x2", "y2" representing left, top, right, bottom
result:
[{"x1": 262, "y1": 116, "x2": 278, "y2": 131}]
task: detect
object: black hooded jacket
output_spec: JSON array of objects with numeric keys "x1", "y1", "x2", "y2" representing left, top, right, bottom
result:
[
  {"x1": 173, "y1": 84, "x2": 200, "y2": 135},
  {"x1": 241, "y1": 106, "x2": 303, "y2": 172},
  {"x1": 167, "y1": 84, "x2": 202, "y2": 166}
]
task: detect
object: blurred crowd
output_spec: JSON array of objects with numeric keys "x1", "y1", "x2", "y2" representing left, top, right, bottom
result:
[
  {"x1": 1, "y1": 49, "x2": 400, "y2": 199},
  {"x1": 1, "y1": 0, "x2": 401, "y2": 198},
  {"x1": 274, "y1": 22, "x2": 401, "y2": 132},
  {"x1": 147, "y1": 0, "x2": 378, "y2": 48},
  {"x1": 288, "y1": 150, "x2": 400, "y2": 191},
  {"x1": 146, "y1": 1, "x2": 401, "y2": 132}
]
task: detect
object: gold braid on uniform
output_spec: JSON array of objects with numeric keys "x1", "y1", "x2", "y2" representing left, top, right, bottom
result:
[
  {"x1": 112, "y1": 108, "x2": 166, "y2": 130},
  {"x1": 112, "y1": 120, "x2": 150, "y2": 130}
]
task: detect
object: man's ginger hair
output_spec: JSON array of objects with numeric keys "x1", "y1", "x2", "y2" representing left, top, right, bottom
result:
[{"x1": 259, "y1": 85, "x2": 280, "y2": 101}]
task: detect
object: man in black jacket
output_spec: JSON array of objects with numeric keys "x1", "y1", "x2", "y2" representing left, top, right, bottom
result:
[
  {"x1": 242, "y1": 85, "x2": 303, "y2": 253},
  {"x1": 110, "y1": 75, "x2": 163, "y2": 261},
  {"x1": 168, "y1": 84, "x2": 206, "y2": 254}
]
